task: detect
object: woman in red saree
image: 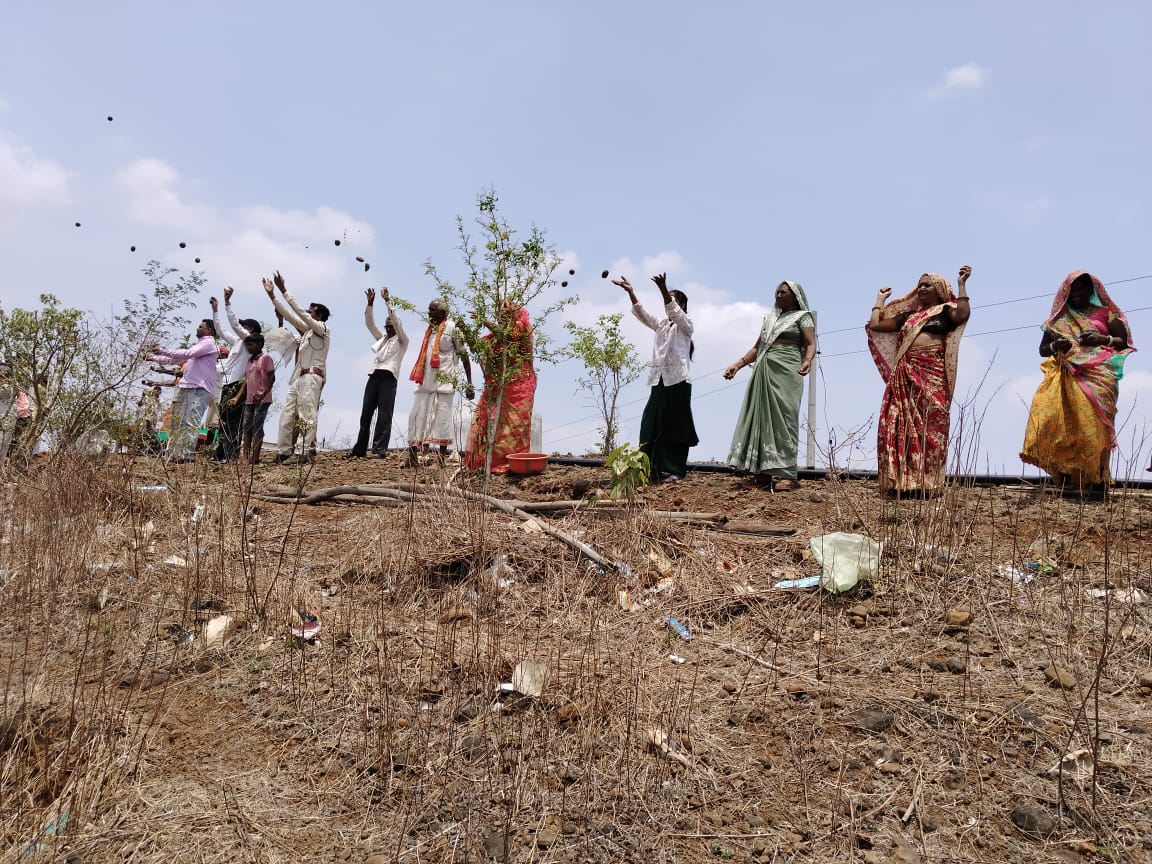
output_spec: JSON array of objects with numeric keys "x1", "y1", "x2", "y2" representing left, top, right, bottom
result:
[
  {"x1": 1020, "y1": 271, "x2": 1134, "y2": 492},
  {"x1": 866, "y1": 266, "x2": 972, "y2": 496},
  {"x1": 464, "y1": 302, "x2": 536, "y2": 473}
]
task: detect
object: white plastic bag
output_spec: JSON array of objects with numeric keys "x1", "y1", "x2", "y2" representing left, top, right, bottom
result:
[{"x1": 809, "y1": 532, "x2": 882, "y2": 593}]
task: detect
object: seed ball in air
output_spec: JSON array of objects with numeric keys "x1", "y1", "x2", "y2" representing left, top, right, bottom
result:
[
  {"x1": 107, "y1": 116, "x2": 113, "y2": 122},
  {"x1": 179, "y1": 242, "x2": 186, "y2": 248},
  {"x1": 130, "y1": 245, "x2": 136, "y2": 252},
  {"x1": 74, "y1": 222, "x2": 81, "y2": 227},
  {"x1": 569, "y1": 268, "x2": 576, "y2": 275},
  {"x1": 355, "y1": 256, "x2": 364, "y2": 262},
  {"x1": 364, "y1": 262, "x2": 370, "y2": 272},
  {"x1": 601, "y1": 270, "x2": 609, "y2": 279},
  {"x1": 561, "y1": 281, "x2": 568, "y2": 287},
  {"x1": 334, "y1": 239, "x2": 341, "y2": 246},
  {"x1": 194, "y1": 258, "x2": 201, "y2": 264}
]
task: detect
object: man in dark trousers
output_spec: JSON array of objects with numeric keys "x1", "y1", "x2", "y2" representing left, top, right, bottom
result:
[{"x1": 348, "y1": 288, "x2": 408, "y2": 458}]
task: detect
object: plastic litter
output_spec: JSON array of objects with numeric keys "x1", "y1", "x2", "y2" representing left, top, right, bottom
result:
[
  {"x1": 22, "y1": 811, "x2": 69, "y2": 858},
  {"x1": 1046, "y1": 748, "x2": 1094, "y2": 785},
  {"x1": 511, "y1": 659, "x2": 548, "y2": 698},
  {"x1": 809, "y1": 533, "x2": 881, "y2": 593},
  {"x1": 163, "y1": 555, "x2": 187, "y2": 568},
  {"x1": 617, "y1": 589, "x2": 636, "y2": 611},
  {"x1": 646, "y1": 727, "x2": 691, "y2": 766},
  {"x1": 1086, "y1": 587, "x2": 1147, "y2": 604},
  {"x1": 664, "y1": 616, "x2": 693, "y2": 641},
  {"x1": 667, "y1": 653, "x2": 686, "y2": 665},
  {"x1": 290, "y1": 609, "x2": 321, "y2": 640},
  {"x1": 774, "y1": 575, "x2": 821, "y2": 590},
  {"x1": 996, "y1": 564, "x2": 1035, "y2": 585},
  {"x1": 651, "y1": 577, "x2": 675, "y2": 594},
  {"x1": 204, "y1": 615, "x2": 233, "y2": 648},
  {"x1": 137, "y1": 485, "x2": 168, "y2": 492}
]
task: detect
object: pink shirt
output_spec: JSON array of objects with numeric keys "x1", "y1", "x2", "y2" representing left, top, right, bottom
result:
[
  {"x1": 245, "y1": 353, "x2": 275, "y2": 404},
  {"x1": 152, "y1": 335, "x2": 219, "y2": 392}
]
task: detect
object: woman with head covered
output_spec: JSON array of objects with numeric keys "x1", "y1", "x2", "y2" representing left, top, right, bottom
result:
[
  {"x1": 1020, "y1": 270, "x2": 1134, "y2": 494},
  {"x1": 724, "y1": 281, "x2": 816, "y2": 491},
  {"x1": 866, "y1": 266, "x2": 972, "y2": 496}
]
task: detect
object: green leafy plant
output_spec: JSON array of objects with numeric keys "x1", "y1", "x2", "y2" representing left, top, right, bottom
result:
[
  {"x1": 562, "y1": 313, "x2": 645, "y2": 455},
  {"x1": 0, "y1": 262, "x2": 201, "y2": 457},
  {"x1": 605, "y1": 442, "x2": 650, "y2": 503},
  {"x1": 413, "y1": 189, "x2": 575, "y2": 487}
]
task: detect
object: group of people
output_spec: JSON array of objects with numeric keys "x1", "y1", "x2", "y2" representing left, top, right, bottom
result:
[
  {"x1": 625, "y1": 265, "x2": 1135, "y2": 496},
  {"x1": 139, "y1": 263, "x2": 1138, "y2": 495}
]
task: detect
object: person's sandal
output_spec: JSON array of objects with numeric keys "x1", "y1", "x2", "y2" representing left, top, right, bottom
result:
[{"x1": 772, "y1": 478, "x2": 798, "y2": 492}]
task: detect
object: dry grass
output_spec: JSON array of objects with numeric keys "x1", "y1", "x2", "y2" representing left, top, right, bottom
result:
[{"x1": 2, "y1": 454, "x2": 1152, "y2": 863}]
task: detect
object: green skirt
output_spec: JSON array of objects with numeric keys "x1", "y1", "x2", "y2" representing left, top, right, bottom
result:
[
  {"x1": 639, "y1": 379, "x2": 699, "y2": 477},
  {"x1": 726, "y1": 343, "x2": 804, "y2": 478}
]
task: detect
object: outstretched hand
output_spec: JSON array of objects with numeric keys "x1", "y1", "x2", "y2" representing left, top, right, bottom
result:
[
  {"x1": 365, "y1": 287, "x2": 375, "y2": 305},
  {"x1": 381, "y1": 287, "x2": 390, "y2": 305},
  {"x1": 651, "y1": 273, "x2": 668, "y2": 292},
  {"x1": 612, "y1": 276, "x2": 633, "y2": 291},
  {"x1": 262, "y1": 278, "x2": 275, "y2": 298},
  {"x1": 272, "y1": 271, "x2": 287, "y2": 293},
  {"x1": 957, "y1": 264, "x2": 972, "y2": 287},
  {"x1": 723, "y1": 364, "x2": 740, "y2": 381},
  {"x1": 877, "y1": 287, "x2": 893, "y2": 302},
  {"x1": 209, "y1": 296, "x2": 219, "y2": 312},
  {"x1": 224, "y1": 286, "x2": 234, "y2": 302}
]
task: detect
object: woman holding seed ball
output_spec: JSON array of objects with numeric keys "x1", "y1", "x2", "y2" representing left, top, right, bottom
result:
[{"x1": 724, "y1": 281, "x2": 816, "y2": 491}]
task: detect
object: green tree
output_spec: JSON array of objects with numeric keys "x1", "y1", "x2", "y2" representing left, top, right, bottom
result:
[
  {"x1": 417, "y1": 190, "x2": 573, "y2": 486},
  {"x1": 0, "y1": 261, "x2": 202, "y2": 457},
  {"x1": 562, "y1": 313, "x2": 645, "y2": 455}
]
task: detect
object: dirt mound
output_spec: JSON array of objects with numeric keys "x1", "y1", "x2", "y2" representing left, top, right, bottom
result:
[{"x1": 2, "y1": 454, "x2": 1151, "y2": 862}]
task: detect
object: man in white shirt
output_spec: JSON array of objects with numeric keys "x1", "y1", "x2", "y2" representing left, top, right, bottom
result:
[
  {"x1": 617, "y1": 272, "x2": 699, "y2": 482},
  {"x1": 262, "y1": 271, "x2": 331, "y2": 463},
  {"x1": 210, "y1": 287, "x2": 262, "y2": 463},
  {"x1": 348, "y1": 287, "x2": 409, "y2": 459},
  {"x1": 406, "y1": 298, "x2": 474, "y2": 466}
]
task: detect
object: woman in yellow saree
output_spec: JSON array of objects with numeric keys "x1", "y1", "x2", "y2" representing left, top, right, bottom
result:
[{"x1": 1020, "y1": 271, "x2": 1134, "y2": 492}]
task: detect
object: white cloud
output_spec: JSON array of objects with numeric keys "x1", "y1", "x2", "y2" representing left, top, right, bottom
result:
[
  {"x1": 0, "y1": 133, "x2": 71, "y2": 232},
  {"x1": 116, "y1": 158, "x2": 222, "y2": 233},
  {"x1": 926, "y1": 63, "x2": 988, "y2": 101}
]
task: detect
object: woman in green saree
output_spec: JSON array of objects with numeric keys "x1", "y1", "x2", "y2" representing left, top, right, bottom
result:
[{"x1": 724, "y1": 281, "x2": 816, "y2": 491}]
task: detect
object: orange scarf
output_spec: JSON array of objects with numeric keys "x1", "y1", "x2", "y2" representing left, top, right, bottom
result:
[{"x1": 409, "y1": 321, "x2": 446, "y2": 385}]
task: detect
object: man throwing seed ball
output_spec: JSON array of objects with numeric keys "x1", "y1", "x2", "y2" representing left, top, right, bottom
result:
[{"x1": 263, "y1": 271, "x2": 330, "y2": 463}]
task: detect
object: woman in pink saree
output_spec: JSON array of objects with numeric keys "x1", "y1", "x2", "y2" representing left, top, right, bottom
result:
[
  {"x1": 464, "y1": 302, "x2": 536, "y2": 473},
  {"x1": 866, "y1": 266, "x2": 972, "y2": 496}
]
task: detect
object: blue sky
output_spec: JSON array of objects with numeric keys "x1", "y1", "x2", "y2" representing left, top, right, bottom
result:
[{"x1": 2, "y1": 2, "x2": 1150, "y2": 475}]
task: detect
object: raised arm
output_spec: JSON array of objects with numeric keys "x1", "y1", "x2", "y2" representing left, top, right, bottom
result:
[
  {"x1": 947, "y1": 264, "x2": 972, "y2": 327},
  {"x1": 272, "y1": 271, "x2": 326, "y2": 335},
  {"x1": 868, "y1": 287, "x2": 903, "y2": 333},
  {"x1": 224, "y1": 286, "x2": 250, "y2": 339},
  {"x1": 264, "y1": 276, "x2": 309, "y2": 333},
  {"x1": 384, "y1": 289, "x2": 408, "y2": 346},
  {"x1": 615, "y1": 277, "x2": 658, "y2": 331},
  {"x1": 153, "y1": 337, "x2": 217, "y2": 364},
  {"x1": 364, "y1": 288, "x2": 384, "y2": 340},
  {"x1": 210, "y1": 296, "x2": 239, "y2": 347}
]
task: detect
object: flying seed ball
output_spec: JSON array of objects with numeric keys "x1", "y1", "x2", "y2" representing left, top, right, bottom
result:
[
  {"x1": 364, "y1": 262, "x2": 370, "y2": 272},
  {"x1": 568, "y1": 268, "x2": 575, "y2": 275},
  {"x1": 194, "y1": 258, "x2": 201, "y2": 264},
  {"x1": 334, "y1": 239, "x2": 341, "y2": 246},
  {"x1": 561, "y1": 281, "x2": 568, "y2": 287},
  {"x1": 179, "y1": 242, "x2": 186, "y2": 248},
  {"x1": 130, "y1": 245, "x2": 136, "y2": 252},
  {"x1": 601, "y1": 270, "x2": 609, "y2": 279},
  {"x1": 355, "y1": 256, "x2": 364, "y2": 262},
  {"x1": 75, "y1": 222, "x2": 81, "y2": 227},
  {"x1": 107, "y1": 116, "x2": 113, "y2": 122}
]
